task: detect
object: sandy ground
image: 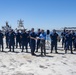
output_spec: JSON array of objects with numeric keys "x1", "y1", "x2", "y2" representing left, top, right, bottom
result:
[{"x1": 0, "y1": 39, "x2": 76, "y2": 75}]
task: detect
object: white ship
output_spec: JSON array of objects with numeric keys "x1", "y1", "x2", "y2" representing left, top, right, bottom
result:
[{"x1": 16, "y1": 19, "x2": 25, "y2": 30}]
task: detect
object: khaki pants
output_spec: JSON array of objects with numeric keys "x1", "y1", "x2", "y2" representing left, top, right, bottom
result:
[{"x1": 40, "y1": 40, "x2": 46, "y2": 55}]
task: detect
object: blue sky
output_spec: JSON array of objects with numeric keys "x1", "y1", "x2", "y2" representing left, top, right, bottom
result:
[{"x1": 0, "y1": 0, "x2": 76, "y2": 30}]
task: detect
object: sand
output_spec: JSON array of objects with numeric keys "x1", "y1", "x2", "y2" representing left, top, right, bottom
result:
[{"x1": 0, "y1": 38, "x2": 76, "y2": 75}]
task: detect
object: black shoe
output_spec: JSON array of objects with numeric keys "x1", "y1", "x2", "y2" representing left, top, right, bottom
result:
[
  {"x1": 71, "y1": 52, "x2": 73, "y2": 54},
  {"x1": 65, "y1": 51, "x2": 67, "y2": 54},
  {"x1": 32, "y1": 53, "x2": 36, "y2": 56},
  {"x1": 50, "y1": 51, "x2": 52, "y2": 53},
  {"x1": 2, "y1": 50, "x2": 4, "y2": 52},
  {"x1": 8, "y1": 50, "x2": 11, "y2": 52},
  {"x1": 36, "y1": 50, "x2": 38, "y2": 52},
  {"x1": 65, "y1": 50, "x2": 67, "y2": 54},
  {"x1": 6, "y1": 47, "x2": 8, "y2": 49},
  {"x1": 21, "y1": 51, "x2": 24, "y2": 52},
  {"x1": 12, "y1": 51, "x2": 15, "y2": 52},
  {"x1": 74, "y1": 49, "x2": 76, "y2": 51},
  {"x1": 41, "y1": 54, "x2": 43, "y2": 56},
  {"x1": 56, "y1": 51, "x2": 58, "y2": 53}
]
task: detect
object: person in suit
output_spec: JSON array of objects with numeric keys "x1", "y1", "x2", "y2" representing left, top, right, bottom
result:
[
  {"x1": 36, "y1": 29, "x2": 41, "y2": 52},
  {"x1": 39, "y1": 29, "x2": 46, "y2": 56}
]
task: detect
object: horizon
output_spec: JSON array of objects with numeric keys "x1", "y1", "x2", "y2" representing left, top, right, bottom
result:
[
  {"x1": 1, "y1": 19, "x2": 76, "y2": 31},
  {"x1": 0, "y1": 0, "x2": 76, "y2": 30}
]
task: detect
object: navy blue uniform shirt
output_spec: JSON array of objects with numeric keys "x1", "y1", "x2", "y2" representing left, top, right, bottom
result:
[
  {"x1": 21, "y1": 32, "x2": 28, "y2": 42},
  {"x1": 16, "y1": 32, "x2": 21, "y2": 41},
  {"x1": 9, "y1": 32, "x2": 15, "y2": 43},
  {"x1": 30, "y1": 32, "x2": 37, "y2": 43},
  {"x1": 50, "y1": 33, "x2": 58, "y2": 42}
]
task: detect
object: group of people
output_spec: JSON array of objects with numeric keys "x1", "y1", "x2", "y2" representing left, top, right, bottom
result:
[
  {"x1": 61, "y1": 29, "x2": 76, "y2": 54},
  {"x1": 0, "y1": 28, "x2": 46, "y2": 55},
  {"x1": 0, "y1": 28, "x2": 76, "y2": 56}
]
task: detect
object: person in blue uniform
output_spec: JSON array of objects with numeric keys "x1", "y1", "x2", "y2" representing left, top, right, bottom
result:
[
  {"x1": 68, "y1": 31, "x2": 73, "y2": 54},
  {"x1": 27, "y1": 30, "x2": 31, "y2": 49},
  {"x1": 21, "y1": 29, "x2": 28, "y2": 52},
  {"x1": 64, "y1": 30, "x2": 69, "y2": 53},
  {"x1": 61, "y1": 29, "x2": 66, "y2": 48},
  {"x1": 30, "y1": 28, "x2": 37, "y2": 55},
  {"x1": 20, "y1": 30, "x2": 23, "y2": 48},
  {"x1": 39, "y1": 29, "x2": 46, "y2": 56},
  {"x1": 16, "y1": 30, "x2": 21, "y2": 49},
  {"x1": 50, "y1": 29, "x2": 59, "y2": 53},
  {"x1": 36, "y1": 29, "x2": 41, "y2": 52},
  {"x1": 65, "y1": 31, "x2": 73, "y2": 54},
  {"x1": 5, "y1": 30, "x2": 9, "y2": 48},
  {"x1": 8, "y1": 30, "x2": 15, "y2": 52},
  {"x1": 0, "y1": 30, "x2": 4, "y2": 52},
  {"x1": 13, "y1": 31, "x2": 16, "y2": 46},
  {"x1": 72, "y1": 31, "x2": 75, "y2": 48},
  {"x1": 73, "y1": 33, "x2": 76, "y2": 50}
]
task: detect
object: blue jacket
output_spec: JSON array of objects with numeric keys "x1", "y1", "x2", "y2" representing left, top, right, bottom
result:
[{"x1": 39, "y1": 32, "x2": 46, "y2": 40}]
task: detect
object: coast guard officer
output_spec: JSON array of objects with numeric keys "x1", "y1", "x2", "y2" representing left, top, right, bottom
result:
[
  {"x1": 74, "y1": 33, "x2": 76, "y2": 50},
  {"x1": 65, "y1": 31, "x2": 73, "y2": 54},
  {"x1": 50, "y1": 29, "x2": 59, "y2": 53},
  {"x1": 72, "y1": 31, "x2": 75, "y2": 48},
  {"x1": 0, "y1": 30, "x2": 4, "y2": 52},
  {"x1": 16, "y1": 30, "x2": 21, "y2": 49},
  {"x1": 8, "y1": 30, "x2": 15, "y2": 52},
  {"x1": 68, "y1": 31, "x2": 73, "y2": 54},
  {"x1": 21, "y1": 29, "x2": 28, "y2": 52},
  {"x1": 27, "y1": 30, "x2": 31, "y2": 49},
  {"x1": 5, "y1": 30, "x2": 9, "y2": 48},
  {"x1": 30, "y1": 28, "x2": 37, "y2": 55}
]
